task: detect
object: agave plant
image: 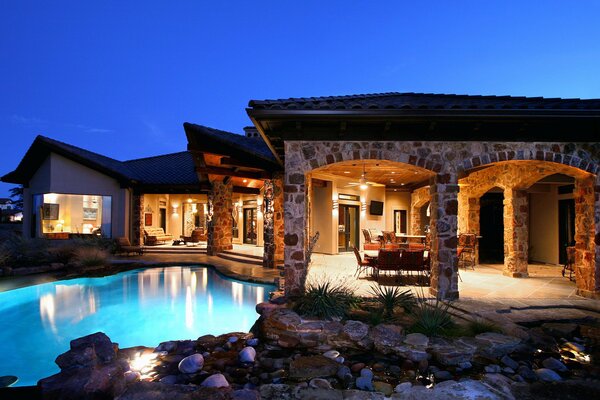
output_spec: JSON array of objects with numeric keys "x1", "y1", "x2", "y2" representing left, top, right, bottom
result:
[
  {"x1": 409, "y1": 291, "x2": 454, "y2": 336},
  {"x1": 369, "y1": 285, "x2": 416, "y2": 318},
  {"x1": 294, "y1": 277, "x2": 358, "y2": 320}
]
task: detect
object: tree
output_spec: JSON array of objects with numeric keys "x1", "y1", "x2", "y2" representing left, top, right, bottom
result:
[{"x1": 9, "y1": 186, "x2": 23, "y2": 210}]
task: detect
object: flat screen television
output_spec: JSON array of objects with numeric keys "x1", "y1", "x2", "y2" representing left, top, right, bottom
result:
[{"x1": 369, "y1": 200, "x2": 384, "y2": 216}]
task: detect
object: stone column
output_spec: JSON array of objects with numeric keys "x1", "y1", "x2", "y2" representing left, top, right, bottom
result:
[
  {"x1": 283, "y1": 169, "x2": 307, "y2": 297},
  {"x1": 273, "y1": 173, "x2": 285, "y2": 267},
  {"x1": 428, "y1": 173, "x2": 459, "y2": 300},
  {"x1": 132, "y1": 194, "x2": 144, "y2": 246},
  {"x1": 411, "y1": 203, "x2": 423, "y2": 235},
  {"x1": 263, "y1": 179, "x2": 275, "y2": 268},
  {"x1": 466, "y1": 197, "x2": 481, "y2": 264},
  {"x1": 574, "y1": 176, "x2": 599, "y2": 298},
  {"x1": 503, "y1": 188, "x2": 529, "y2": 277},
  {"x1": 207, "y1": 181, "x2": 233, "y2": 256}
]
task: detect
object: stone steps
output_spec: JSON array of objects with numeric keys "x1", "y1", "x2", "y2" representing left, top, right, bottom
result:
[
  {"x1": 217, "y1": 251, "x2": 263, "y2": 266},
  {"x1": 142, "y1": 246, "x2": 207, "y2": 255}
]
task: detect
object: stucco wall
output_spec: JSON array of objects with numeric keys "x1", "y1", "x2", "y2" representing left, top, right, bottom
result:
[{"x1": 25, "y1": 153, "x2": 129, "y2": 238}]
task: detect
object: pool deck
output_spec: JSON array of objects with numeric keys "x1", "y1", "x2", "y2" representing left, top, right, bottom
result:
[{"x1": 0, "y1": 252, "x2": 280, "y2": 293}]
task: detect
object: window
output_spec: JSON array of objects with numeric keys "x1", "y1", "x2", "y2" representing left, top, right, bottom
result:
[{"x1": 33, "y1": 193, "x2": 112, "y2": 238}]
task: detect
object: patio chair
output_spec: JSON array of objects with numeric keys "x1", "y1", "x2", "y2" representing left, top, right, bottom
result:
[
  {"x1": 352, "y1": 246, "x2": 374, "y2": 277},
  {"x1": 362, "y1": 229, "x2": 380, "y2": 250},
  {"x1": 457, "y1": 233, "x2": 477, "y2": 270},
  {"x1": 562, "y1": 246, "x2": 576, "y2": 281},
  {"x1": 182, "y1": 228, "x2": 206, "y2": 246},
  {"x1": 373, "y1": 249, "x2": 401, "y2": 282},
  {"x1": 400, "y1": 249, "x2": 428, "y2": 285},
  {"x1": 116, "y1": 237, "x2": 143, "y2": 256}
]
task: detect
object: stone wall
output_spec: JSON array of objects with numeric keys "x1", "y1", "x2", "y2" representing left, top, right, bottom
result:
[
  {"x1": 132, "y1": 194, "x2": 144, "y2": 246},
  {"x1": 273, "y1": 173, "x2": 285, "y2": 266},
  {"x1": 284, "y1": 140, "x2": 600, "y2": 299},
  {"x1": 207, "y1": 181, "x2": 233, "y2": 255},
  {"x1": 410, "y1": 186, "x2": 431, "y2": 235}
]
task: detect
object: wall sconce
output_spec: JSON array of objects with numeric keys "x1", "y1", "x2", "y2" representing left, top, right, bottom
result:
[
  {"x1": 361, "y1": 201, "x2": 367, "y2": 212},
  {"x1": 332, "y1": 199, "x2": 339, "y2": 210},
  {"x1": 172, "y1": 205, "x2": 179, "y2": 215}
]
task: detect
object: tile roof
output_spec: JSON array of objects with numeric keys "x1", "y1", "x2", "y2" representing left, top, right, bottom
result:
[
  {"x1": 248, "y1": 92, "x2": 600, "y2": 111},
  {"x1": 1, "y1": 135, "x2": 200, "y2": 187},
  {"x1": 124, "y1": 151, "x2": 200, "y2": 186}
]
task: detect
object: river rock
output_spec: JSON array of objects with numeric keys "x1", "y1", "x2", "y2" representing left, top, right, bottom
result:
[
  {"x1": 542, "y1": 357, "x2": 568, "y2": 372},
  {"x1": 541, "y1": 322, "x2": 578, "y2": 338},
  {"x1": 434, "y1": 370, "x2": 453, "y2": 381},
  {"x1": 404, "y1": 333, "x2": 429, "y2": 347},
  {"x1": 289, "y1": 355, "x2": 339, "y2": 379},
  {"x1": 535, "y1": 368, "x2": 562, "y2": 382},
  {"x1": 395, "y1": 382, "x2": 412, "y2": 393},
  {"x1": 355, "y1": 376, "x2": 373, "y2": 391},
  {"x1": 56, "y1": 332, "x2": 117, "y2": 370},
  {"x1": 178, "y1": 353, "x2": 204, "y2": 374},
  {"x1": 124, "y1": 370, "x2": 140, "y2": 383},
  {"x1": 517, "y1": 366, "x2": 538, "y2": 381},
  {"x1": 239, "y1": 347, "x2": 256, "y2": 363},
  {"x1": 484, "y1": 364, "x2": 501, "y2": 373},
  {"x1": 246, "y1": 338, "x2": 259, "y2": 347},
  {"x1": 373, "y1": 381, "x2": 393, "y2": 396},
  {"x1": 323, "y1": 350, "x2": 340, "y2": 360},
  {"x1": 201, "y1": 373, "x2": 229, "y2": 388},
  {"x1": 429, "y1": 337, "x2": 477, "y2": 366},
  {"x1": 500, "y1": 355, "x2": 519, "y2": 370},
  {"x1": 158, "y1": 375, "x2": 178, "y2": 384}
]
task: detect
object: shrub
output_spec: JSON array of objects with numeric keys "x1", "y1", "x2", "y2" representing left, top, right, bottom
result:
[
  {"x1": 294, "y1": 278, "x2": 358, "y2": 320},
  {"x1": 74, "y1": 247, "x2": 109, "y2": 268},
  {"x1": 369, "y1": 285, "x2": 416, "y2": 317},
  {"x1": 409, "y1": 292, "x2": 454, "y2": 336},
  {"x1": 0, "y1": 234, "x2": 50, "y2": 268}
]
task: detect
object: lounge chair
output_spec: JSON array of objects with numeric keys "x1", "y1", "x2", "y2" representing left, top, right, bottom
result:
[{"x1": 116, "y1": 237, "x2": 143, "y2": 256}]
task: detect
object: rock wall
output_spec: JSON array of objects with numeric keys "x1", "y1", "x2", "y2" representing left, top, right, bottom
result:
[{"x1": 132, "y1": 194, "x2": 144, "y2": 246}]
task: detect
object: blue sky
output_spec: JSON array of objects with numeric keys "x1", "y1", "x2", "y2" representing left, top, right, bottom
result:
[{"x1": 1, "y1": 1, "x2": 599, "y2": 197}]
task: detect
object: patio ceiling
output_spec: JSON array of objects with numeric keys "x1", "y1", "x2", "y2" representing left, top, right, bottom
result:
[{"x1": 313, "y1": 159, "x2": 433, "y2": 189}]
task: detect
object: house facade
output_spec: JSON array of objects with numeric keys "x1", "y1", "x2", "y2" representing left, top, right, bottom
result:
[{"x1": 3, "y1": 92, "x2": 600, "y2": 300}]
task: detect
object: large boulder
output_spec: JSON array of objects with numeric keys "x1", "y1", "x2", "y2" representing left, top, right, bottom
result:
[
  {"x1": 289, "y1": 355, "x2": 340, "y2": 380},
  {"x1": 369, "y1": 324, "x2": 405, "y2": 354},
  {"x1": 429, "y1": 337, "x2": 477, "y2": 366},
  {"x1": 475, "y1": 333, "x2": 521, "y2": 358},
  {"x1": 56, "y1": 332, "x2": 117, "y2": 370}
]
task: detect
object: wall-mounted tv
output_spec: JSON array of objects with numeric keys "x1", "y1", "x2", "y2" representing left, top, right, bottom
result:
[{"x1": 369, "y1": 200, "x2": 384, "y2": 216}]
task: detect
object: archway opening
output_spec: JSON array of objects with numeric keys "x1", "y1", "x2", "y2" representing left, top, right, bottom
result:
[{"x1": 479, "y1": 188, "x2": 503, "y2": 263}]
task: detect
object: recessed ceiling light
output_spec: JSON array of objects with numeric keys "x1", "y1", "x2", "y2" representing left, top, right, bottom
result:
[
  {"x1": 343, "y1": 171, "x2": 350, "y2": 174},
  {"x1": 394, "y1": 189, "x2": 397, "y2": 192},
  {"x1": 243, "y1": 179, "x2": 248, "y2": 183},
  {"x1": 391, "y1": 171, "x2": 396, "y2": 174},
  {"x1": 401, "y1": 183, "x2": 405, "y2": 186}
]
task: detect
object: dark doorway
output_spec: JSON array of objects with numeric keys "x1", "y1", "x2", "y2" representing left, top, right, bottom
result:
[
  {"x1": 243, "y1": 208, "x2": 257, "y2": 244},
  {"x1": 558, "y1": 198, "x2": 575, "y2": 264},
  {"x1": 159, "y1": 208, "x2": 167, "y2": 232},
  {"x1": 479, "y1": 192, "x2": 504, "y2": 263},
  {"x1": 338, "y1": 205, "x2": 359, "y2": 252}
]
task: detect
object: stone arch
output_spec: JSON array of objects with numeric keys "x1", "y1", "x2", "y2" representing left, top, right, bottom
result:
[
  {"x1": 285, "y1": 141, "x2": 459, "y2": 300},
  {"x1": 457, "y1": 157, "x2": 597, "y2": 293}
]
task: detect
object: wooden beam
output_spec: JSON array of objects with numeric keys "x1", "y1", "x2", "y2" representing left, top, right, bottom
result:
[
  {"x1": 233, "y1": 186, "x2": 261, "y2": 195},
  {"x1": 196, "y1": 166, "x2": 269, "y2": 180}
]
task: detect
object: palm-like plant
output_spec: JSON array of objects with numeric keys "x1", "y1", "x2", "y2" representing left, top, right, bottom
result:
[
  {"x1": 409, "y1": 291, "x2": 454, "y2": 336},
  {"x1": 369, "y1": 285, "x2": 416, "y2": 318},
  {"x1": 294, "y1": 278, "x2": 358, "y2": 320}
]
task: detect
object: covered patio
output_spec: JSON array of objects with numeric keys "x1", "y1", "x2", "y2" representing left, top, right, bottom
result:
[{"x1": 308, "y1": 252, "x2": 578, "y2": 299}]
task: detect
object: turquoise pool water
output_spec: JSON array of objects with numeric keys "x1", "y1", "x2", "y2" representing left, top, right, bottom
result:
[{"x1": 0, "y1": 266, "x2": 273, "y2": 386}]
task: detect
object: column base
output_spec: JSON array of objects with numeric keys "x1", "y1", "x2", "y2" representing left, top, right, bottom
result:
[
  {"x1": 429, "y1": 287, "x2": 460, "y2": 300},
  {"x1": 576, "y1": 289, "x2": 600, "y2": 299},
  {"x1": 502, "y1": 271, "x2": 529, "y2": 278}
]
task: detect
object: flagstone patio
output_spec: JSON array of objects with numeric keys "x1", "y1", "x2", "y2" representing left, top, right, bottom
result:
[{"x1": 307, "y1": 252, "x2": 579, "y2": 299}]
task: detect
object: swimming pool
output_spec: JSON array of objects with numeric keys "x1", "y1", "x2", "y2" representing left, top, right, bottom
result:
[{"x1": 0, "y1": 266, "x2": 274, "y2": 386}]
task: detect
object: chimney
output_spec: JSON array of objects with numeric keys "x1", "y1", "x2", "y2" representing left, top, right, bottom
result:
[{"x1": 243, "y1": 126, "x2": 260, "y2": 139}]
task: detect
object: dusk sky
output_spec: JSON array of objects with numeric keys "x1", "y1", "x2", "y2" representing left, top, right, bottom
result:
[{"x1": 1, "y1": 1, "x2": 599, "y2": 197}]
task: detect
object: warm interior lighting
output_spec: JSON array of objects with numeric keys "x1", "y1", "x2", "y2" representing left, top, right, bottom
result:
[
  {"x1": 359, "y1": 176, "x2": 368, "y2": 190},
  {"x1": 343, "y1": 171, "x2": 350, "y2": 174},
  {"x1": 187, "y1": 198, "x2": 192, "y2": 203},
  {"x1": 243, "y1": 179, "x2": 248, "y2": 183},
  {"x1": 332, "y1": 199, "x2": 339, "y2": 210}
]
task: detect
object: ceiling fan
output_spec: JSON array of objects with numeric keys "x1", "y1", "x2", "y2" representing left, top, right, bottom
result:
[{"x1": 344, "y1": 164, "x2": 385, "y2": 189}]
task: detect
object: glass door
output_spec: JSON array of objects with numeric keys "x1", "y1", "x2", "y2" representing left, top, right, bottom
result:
[
  {"x1": 338, "y1": 205, "x2": 359, "y2": 252},
  {"x1": 243, "y1": 208, "x2": 257, "y2": 244}
]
